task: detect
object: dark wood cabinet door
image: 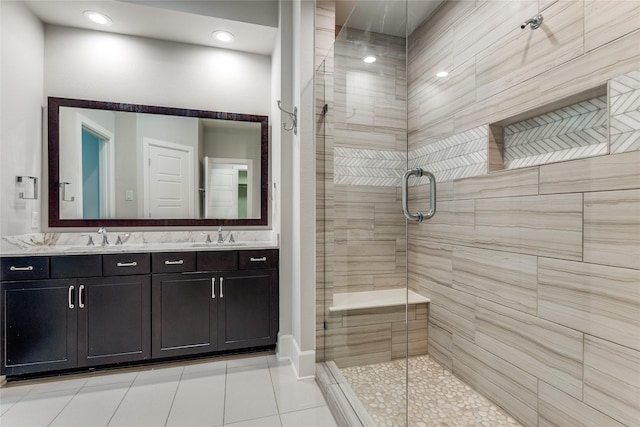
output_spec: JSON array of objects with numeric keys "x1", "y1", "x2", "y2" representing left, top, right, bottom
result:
[
  {"x1": 1, "y1": 280, "x2": 77, "y2": 376},
  {"x1": 151, "y1": 273, "x2": 217, "y2": 359},
  {"x1": 77, "y1": 275, "x2": 151, "y2": 367},
  {"x1": 217, "y1": 270, "x2": 278, "y2": 351}
]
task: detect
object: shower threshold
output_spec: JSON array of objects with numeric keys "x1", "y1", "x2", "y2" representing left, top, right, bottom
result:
[{"x1": 317, "y1": 355, "x2": 522, "y2": 427}]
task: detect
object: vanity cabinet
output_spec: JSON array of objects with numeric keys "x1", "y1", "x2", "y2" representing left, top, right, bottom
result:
[
  {"x1": 151, "y1": 250, "x2": 278, "y2": 357},
  {"x1": 1, "y1": 248, "x2": 278, "y2": 378},
  {"x1": 218, "y1": 250, "x2": 279, "y2": 350},
  {"x1": 1, "y1": 278, "x2": 77, "y2": 376}
]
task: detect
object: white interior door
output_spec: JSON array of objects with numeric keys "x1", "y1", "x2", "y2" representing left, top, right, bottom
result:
[
  {"x1": 204, "y1": 157, "x2": 239, "y2": 219},
  {"x1": 144, "y1": 138, "x2": 194, "y2": 219}
]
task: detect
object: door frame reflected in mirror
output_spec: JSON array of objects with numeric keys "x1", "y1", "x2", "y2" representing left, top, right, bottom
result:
[{"x1": 48, "y1": 97, "x2": 269, "y2": 228}]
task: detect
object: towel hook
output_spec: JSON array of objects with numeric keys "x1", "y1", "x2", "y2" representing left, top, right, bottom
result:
[{"x1": 277, "y1": 100, "x2": 298, "y2": 135}]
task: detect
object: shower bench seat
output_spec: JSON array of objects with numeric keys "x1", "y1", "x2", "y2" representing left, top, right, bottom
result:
[
  {"x1": 326, "y1": 289, "x2": 430, "y2": 367},
  {"x1": 329, "y1": 288, "x2": 429, "y2": 312}
]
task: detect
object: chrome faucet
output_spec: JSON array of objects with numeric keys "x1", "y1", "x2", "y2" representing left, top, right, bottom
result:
[
  {"x1": 201, "y1": 232, "x2": 212, "y2": 244},
  {"x1": 217, "y1": 226, "x2": 226, "y2": 244},
  {"x1": 97, "y1": 227, "x2": 109, "y2": 247},
  {"x1": 115, "y1": 233, "x2": 131, "y2": 245}
]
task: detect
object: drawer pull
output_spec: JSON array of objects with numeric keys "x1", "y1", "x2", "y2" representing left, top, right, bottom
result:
[
  {"x1": 164, "y1": 260, "x2": 184, "y2": 265},
  {"x1": 79, "y1": 285, "x2": 85, "y2": 309},
  {"x1": 68, "y1": 285, "x2": 75, "y2": 309},
  {"x1": 10, "y1": 265, "x2": 34, "y2": 271},
  {"x1": 211, "y1": 277, "x2": 216, "y2": 299},
  {"x1": 220, "y1": 277, "x2": 224, "y2": 298},
  {"x1": 116, "y1": 261, "x2": 138, "y2": 267},
  {"x1": 250, "y1": 257, "x2": 267, "y2": 262}
]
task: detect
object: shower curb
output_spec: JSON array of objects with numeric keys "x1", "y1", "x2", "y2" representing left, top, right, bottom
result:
[{"x1": 316, "y1": 362, "x2": 376, "y2": 427}]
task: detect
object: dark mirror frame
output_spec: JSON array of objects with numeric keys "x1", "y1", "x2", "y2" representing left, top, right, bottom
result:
[{"x1": 48, "y1": 97, "x2": 269, "y2": 228}]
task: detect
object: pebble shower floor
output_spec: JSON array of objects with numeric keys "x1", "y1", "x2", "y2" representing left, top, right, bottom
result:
[{"x1": 340, "y1": 355, "x2": 522, "y2": 427}]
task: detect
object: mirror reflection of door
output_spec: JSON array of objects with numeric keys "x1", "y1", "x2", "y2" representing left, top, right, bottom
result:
[
  {"x1": 81, "y1": 128, "x2": 104, "y2": 218},
  {"x1": 204, "y1": 157, "x2": 251, "y2": 219},
  {"x1": 143, "y1": 137, "x2": 194, "y2": 219},
  {"x1": 76, "y1": 115, "x2": 115, "y2": 220}
]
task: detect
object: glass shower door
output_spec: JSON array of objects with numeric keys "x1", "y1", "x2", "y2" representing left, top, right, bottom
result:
[{"x1": 318, "y1": 1, "x2": 413, "y2": 425}]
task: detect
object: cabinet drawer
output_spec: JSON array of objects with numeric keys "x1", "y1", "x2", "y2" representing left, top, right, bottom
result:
[
  {"x1": 103, "y1": 253, "x2": 150, "y2": 276},
  {"x1": 238, "y1": 250, "x2": 278, "y2": 270},
  {"x1": 197, "y1": 251, "x2": 237, "y2": 272},
  {"x1": 51, "y1": 255, "x2": 102, "y2": 278},
  {"x1": 0, "y1": 256, "x2": 49, "y2": 281},
  {"x1": 152, "y1": 252, "x2": 196, "y2": 273}
]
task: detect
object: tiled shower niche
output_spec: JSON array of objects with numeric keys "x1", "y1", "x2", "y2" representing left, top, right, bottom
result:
[{"x1": 488, "y1": 86, "x2": 609, "y2": 172}]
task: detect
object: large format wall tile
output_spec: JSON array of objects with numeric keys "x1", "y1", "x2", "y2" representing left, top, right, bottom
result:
[
  {"x1": 412, "y1": 278, "x2": 475, "y2": 342},
  {"x1": 475, "y1": 194, "x2": 583, "y2": 260},
  {"x1": 453, "y1": 167, "x2": 538, "y2": 200},
  {"x1": 414, "y1": 199, "x2": 475, "y2": 246},
  {"x1": 427, "y1": 320, "x2": 453, "y2": 371},
  {"x1": 475, "y1": 299, "x2": 583, "y2": 398},
  {"x1": 452, "y1": 336, "x2": 538, "y2": 427},
  {"x1": 584, "y1": 189, "x2": 640, "y2": 270},
  {"x1": 539, "y1": 150, "x2": 640, "y2": 194},
  {"x1": 408, "y1": 240, "x2": 453, "y2": 288},
  {"x1": 538, "y1": 258, "x2": 640, "y2": 351},
  {"x1": 475, "y1": 0, "x2": 583, "y2": 101},
  {"x1": 538, "y1": 381, "x2": 625, "y2": 427},
  {"x1": 453, "y1": 247, "x2": 537, "y2": 314},
  {"x1": 585, "y1": 0, "x2": 640, "y2": 52},
  {"x1": 325, "y1": 323, "x2": 392, "y2": 368},
  {"x1": 584, "y1": 335, "x2": 640, "y2": 426}
]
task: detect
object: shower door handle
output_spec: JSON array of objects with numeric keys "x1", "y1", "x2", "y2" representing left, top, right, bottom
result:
[{"x1": 402, "y1": 168, "x2": 436, "y2": 222}]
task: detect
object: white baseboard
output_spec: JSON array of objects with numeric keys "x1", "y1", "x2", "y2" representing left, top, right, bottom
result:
[
  {"x1": 277, "y1": 333, "x2": 315, "y2": 379},
  {"x1": 291, "y1": 338, "x2": 316, "y2": 380},
  {"x1": 276, "y1": 333, "x2": 293, "y2": 361}
]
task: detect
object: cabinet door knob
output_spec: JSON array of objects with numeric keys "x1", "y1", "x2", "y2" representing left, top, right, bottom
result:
[
  {"x1": 211, "y1": 277, "x2": 216, "y2": 299},
  {"x1": 68, "y1": 285, "x2": 75, "y2": 309},
  {"x1": 220, "y1": 277, "x2": 224, "y2": 298},
  {"x1": 79, "y1": 285, "x2": 85, "y2": 309}
]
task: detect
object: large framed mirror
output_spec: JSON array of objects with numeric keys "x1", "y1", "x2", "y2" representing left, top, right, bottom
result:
[{"x1": 48, "y1": 97, "x2": 268, "y2": 227}]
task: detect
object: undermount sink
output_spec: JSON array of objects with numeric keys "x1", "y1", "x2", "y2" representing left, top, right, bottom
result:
[{"x1": 190, "y1": 242, "x2": 247, "y2": 248}]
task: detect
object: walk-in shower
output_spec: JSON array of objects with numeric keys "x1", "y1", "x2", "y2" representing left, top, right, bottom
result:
[{"x1": 316, "y1": 1, "x2": 640, "y2": 426}]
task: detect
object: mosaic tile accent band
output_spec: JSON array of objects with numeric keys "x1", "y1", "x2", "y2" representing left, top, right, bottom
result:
[
  {"x1": 334, "y1": 126, "x2": 488, "y2": 186},
  {"x1": 610, "y1": 69, "x2": 640, "y2": 154},
  {"x1": 333, "y1": 147, "x2": 405, "y2": 186},
  {"x1": 503, "y1": 96, "x2": 608, "y2": 169},
  {"x1": 409, "y1": 125, "x2": 487, "y2": 184}
]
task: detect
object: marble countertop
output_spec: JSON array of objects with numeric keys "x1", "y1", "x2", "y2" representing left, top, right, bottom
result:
[
  {"x1": 1, "y1": 242, "x2": 278, "y2": 257},
  {"x1": 0, "y1": 231, "x2": 278, "y2": 257}
]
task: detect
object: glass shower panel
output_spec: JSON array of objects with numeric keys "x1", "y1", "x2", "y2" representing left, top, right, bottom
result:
[{"x1": 320, "y1": 1, "x2": 411, "y2": 425}]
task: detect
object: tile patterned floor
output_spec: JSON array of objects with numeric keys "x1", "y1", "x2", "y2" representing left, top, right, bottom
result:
[
  {"x1": 0, "y1": 353, "x2": 338, "y2": 427},
  {"x1": 341, "y1": 355, "x2": 522, "y2": 427}
]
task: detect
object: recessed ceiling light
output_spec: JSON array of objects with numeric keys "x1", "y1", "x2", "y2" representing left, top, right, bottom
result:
[
  {"x1": 363, "y1": 55, "x2": 377, "y2": 64},
  {"x1": 436, "y1": 71, "x2": 449, "y2": 78},
  {"x1": 83, "y1": 10, "x2": 112, "y2": 26},
  {"x1": 212, "y1": 30, "x2": 235, "y2": 43}
]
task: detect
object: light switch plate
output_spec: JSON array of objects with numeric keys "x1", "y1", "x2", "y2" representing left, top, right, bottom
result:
[{"x1": 125, "y1": 190, "x2": 134, "y2": 201}]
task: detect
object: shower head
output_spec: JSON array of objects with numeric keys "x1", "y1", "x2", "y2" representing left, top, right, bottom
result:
[{"x1": 521, "y1": 14, "x2": 543, "y2": 30}]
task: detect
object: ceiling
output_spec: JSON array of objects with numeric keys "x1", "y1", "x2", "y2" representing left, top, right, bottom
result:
[
  {"x1": 337, "y1": 0, "x2": 443, "y2": 37},
  {"x1": 24, "y1": 0, "x2": 443, "y2": 56},
  {"x1": 24, "y1": 0, "x2": 279, "y2": 56}
]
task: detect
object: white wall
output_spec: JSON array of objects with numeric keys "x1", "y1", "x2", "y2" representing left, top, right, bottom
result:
[
  {"x1": 44, "y1": 25, "x2": 272, "y2": 115},
  {"x1": 0, "y1": 1, "x2": 44, "y2": 236}
]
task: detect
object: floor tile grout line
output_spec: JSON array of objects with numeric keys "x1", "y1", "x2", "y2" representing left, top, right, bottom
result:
[
  {"x1": 105, "y1": 371, "x2": 140, "y2": 427},
  {"x1": 163, "y1": 366, "x2": 186, "y2": 427},
  {"x1": 266, "y1": 357, "x2": 284, "y2": 427},
  {"x1": 46, "y1": 378, "x2": 89, "y2": 427}
]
